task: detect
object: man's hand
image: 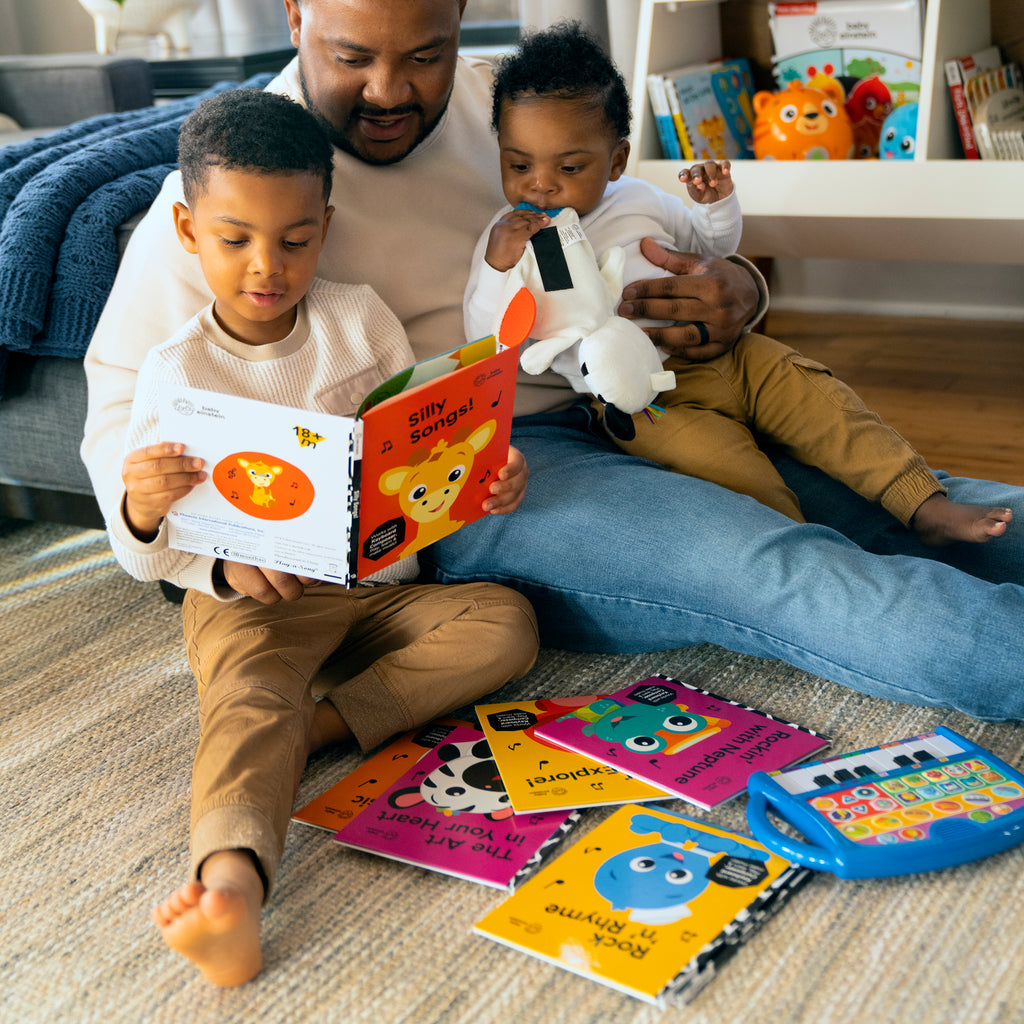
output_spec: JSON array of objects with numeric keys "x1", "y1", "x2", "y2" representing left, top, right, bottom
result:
[
  {"x1": 122, "y1": 442, "x2": 206, "y2": 541},
  {"x1": 221, "y1": 561, "x2": 307, "y2": 604},
  {"x1": 618, "y1": 239, "x2": 760, "y2": 361},
  {"x1": 482, "y1": 445, "x2": 528, "y2": 514}
]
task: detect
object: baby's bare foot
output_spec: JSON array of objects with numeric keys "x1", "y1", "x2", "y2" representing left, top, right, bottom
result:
[
  {"x1": 912, "y1": 494, "x2": 1012, "y2": 546},
  {"x1": 153, "y1": 866, "x2": 262, "y2": 986}
]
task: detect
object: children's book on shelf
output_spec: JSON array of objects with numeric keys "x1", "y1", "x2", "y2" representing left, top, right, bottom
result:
[
  {"x1": 157, "y1": 290, "x2": 534, "y2": 585},
  {"x1": 292, "y1": 717, "x2": 470, "y2": 832},
  {"x1": 477, "y1": 696, "x2": 673, "y2": 814},
  {"x1": 532, "y1": 675, "x2": 830, "y2": 810},
  {"x1": 769, "y1": 0, "x2": 924, "y2": 154},
  {"x1": 646, "y1": 73, "x2": 683, "y2": 160},
  {"x1": 474, "y1": 803, "x2": 810, "y2": 1006},
  {"x1": 943, "y1": 45, "x2": 1003, "y2": 159},
  {"x1": 965, "y1": 62, "x2": 1024, "y2": 160},
  {"x1": 331, "y1": 725, "x2": 580, "y2": 891},
  {"x1": 666, "y1": 59, "x2": 756, "y2": 160},
  {"x1": 769, "y1": 0, "x2": 924, "y2": 96}
]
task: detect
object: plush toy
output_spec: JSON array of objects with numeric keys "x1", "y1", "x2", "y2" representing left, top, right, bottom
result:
[
  {"x1": 878, "y1": 102, "x2": 919, "y2": 160},
  {"x1": 752, "y1": 79, "x2": 854, "y2": 160},
  {"x1": 843, "y1": 75, "x2": 894, "y2": 158},
  {"x1": 500, "y1": 205, "x2": 675, "y2": 441}
]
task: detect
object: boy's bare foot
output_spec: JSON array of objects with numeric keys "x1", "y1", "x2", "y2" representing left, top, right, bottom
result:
[
  {"x1": 911, "y1": 494, "x2": 1012, "y2": 546},
  {"x1": 152, "y1": 850, "x2": 264, "y2": 987}
]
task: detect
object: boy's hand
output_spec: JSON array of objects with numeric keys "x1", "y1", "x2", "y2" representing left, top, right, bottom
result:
[
  {"x1": 483, "y1": 445, "x2": 528, "y2": 514},
  {"x1": 679, "y1": 160, "x2": 733, "y2": 204},
  {"x1": 484, "y1": 208, "x2": 550, "y2": 272},
  {"x1": 221, "y1": 561, "x2": 308, "y2": 604},
  {"x1": 122, "y1": 442, "x2": 206, "y2": 541}
]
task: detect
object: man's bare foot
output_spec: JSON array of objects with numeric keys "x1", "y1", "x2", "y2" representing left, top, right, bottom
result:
[
  {"x1": 911, "y1": 494, "x2": 1012, "y2": 546},
  {"x1": 152, "y1": 850, "x2": 264, "y2": 986},
  {"x1": 309, "y1": 697, "x2": 353, "y2": 754}
]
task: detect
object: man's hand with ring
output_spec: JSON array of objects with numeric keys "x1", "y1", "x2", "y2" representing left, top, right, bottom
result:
[{"x1": 618, "y1": 239, "x2": 760, "y2": 362}]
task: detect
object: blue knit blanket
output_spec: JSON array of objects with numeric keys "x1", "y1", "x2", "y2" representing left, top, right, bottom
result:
[{"x1": 0, "y1": 73, "x2": 274, "y2": 390}]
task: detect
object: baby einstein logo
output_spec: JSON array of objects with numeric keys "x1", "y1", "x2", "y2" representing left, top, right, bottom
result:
[
  {"x1": 213, "y1": 450, "x2": 315, "y2": 521},
  {"x1": 809, "y1": 16, "x2": 838, "y2": 47}
]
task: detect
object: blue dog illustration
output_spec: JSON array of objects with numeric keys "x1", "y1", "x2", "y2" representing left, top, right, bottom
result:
[{"x1": 594, "y1": 813, "x2": 769, "y2": 924}]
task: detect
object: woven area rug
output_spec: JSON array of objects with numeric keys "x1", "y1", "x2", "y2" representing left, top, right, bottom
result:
[{"x1": 2, "y1": 518, "x2": 1023, "y2": 1024}]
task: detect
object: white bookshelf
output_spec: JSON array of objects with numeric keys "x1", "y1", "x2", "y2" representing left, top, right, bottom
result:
[{"x1": 627, "y1": 0, "x2": 1024, "y2": 263}]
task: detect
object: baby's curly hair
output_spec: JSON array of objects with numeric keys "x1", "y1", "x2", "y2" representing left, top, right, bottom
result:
[
  {"x1": 490, "y1": 20, "x2": 631, "y2": 140},
  {"x1": 178, "y1": 89, "x2": 334, "y2": 206}
]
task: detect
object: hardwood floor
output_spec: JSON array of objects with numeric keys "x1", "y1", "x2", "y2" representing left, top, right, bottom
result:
[{"x1": 762, "y1": 310, "x2": 1024, "y2": 486}]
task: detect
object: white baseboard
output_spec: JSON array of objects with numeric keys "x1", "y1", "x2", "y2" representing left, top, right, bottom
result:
[
  {"x1": 768, "y1": 258, "x2": 1024, "y2": 323},
  {"x1": 768, "y1": 295, "x2": 1024, "y2": 323}
]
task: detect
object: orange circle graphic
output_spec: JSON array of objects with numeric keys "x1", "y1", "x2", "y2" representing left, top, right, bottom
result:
[{"x1": 213, "y1": 450, "x2": 315, "y2": 521}]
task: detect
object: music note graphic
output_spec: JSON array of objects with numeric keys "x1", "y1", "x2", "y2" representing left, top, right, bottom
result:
[
  {"x1": 490, "y1": 390, "x2": 502, "y2": 407},
  {"x1": 380, "y1": 439, "x2": 393, "y2": 454},
  {"x1": 478, "y1": 468, "x2": 491, "y2": 484}
]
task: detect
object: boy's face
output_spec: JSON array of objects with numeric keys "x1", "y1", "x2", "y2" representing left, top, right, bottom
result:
[
  {"x1": 284, "y1": 0, "x2": 465, "y2": 166},
  {"x1": 173, "y1": 167, "x2": 332, "y2": 345},
  {"x1": 497, "y1": 95, "x2": 629, "y2": 218}
]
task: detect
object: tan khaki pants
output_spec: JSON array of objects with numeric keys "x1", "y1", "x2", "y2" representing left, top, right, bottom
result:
[
  {"x1": 182, "y1": 581, "x2": 538, "y2": 892},
  {"x1": 604, "y1": 333, "x2": 943, "y2": 525}
]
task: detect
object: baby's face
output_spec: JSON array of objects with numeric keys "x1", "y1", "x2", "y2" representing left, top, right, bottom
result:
[{"x1": 496, "y1": 94, "x2": 628, "y2": 217}]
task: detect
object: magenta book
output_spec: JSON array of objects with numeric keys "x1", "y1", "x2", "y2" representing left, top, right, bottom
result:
[
  {"x1": 332, "y1": 726, "x2": 579, "y2": 890},
  {"x1": 533, "y1": 675, "x2": 829, "y2": 811}
]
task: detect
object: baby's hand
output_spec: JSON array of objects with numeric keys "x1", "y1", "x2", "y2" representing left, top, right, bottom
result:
[
  {"x1": 122, "y1": 441, "x2": 206, "y2": 541},
  {"x1": 483, "y1": 445, "x2": 528, "y2": 515},
  {"x1": 484, "y1": 208, "x2": 551, "y2": 272},
  {"x1": 679, "y1": 160, "x2": 733, "y2": 204}
]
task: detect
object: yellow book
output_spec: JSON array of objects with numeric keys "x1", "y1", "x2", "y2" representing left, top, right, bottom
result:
[
  {"x1": 477, "y1": 697, "x2": 672, "y2": 813},
  {"x1": 474, "y1": 804, "x2": 808, "y2": 1006}
]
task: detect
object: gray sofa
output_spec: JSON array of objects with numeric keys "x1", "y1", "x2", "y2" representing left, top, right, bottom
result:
[{"x1": 0, "y1": 54, "x2": 157, "y2": 528}]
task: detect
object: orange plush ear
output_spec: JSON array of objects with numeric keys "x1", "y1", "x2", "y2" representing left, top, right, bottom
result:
[{"x1": 498, "y1": 287, "x2": 536, "y2": 347}]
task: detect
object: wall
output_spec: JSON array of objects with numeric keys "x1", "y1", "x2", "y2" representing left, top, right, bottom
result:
[{"x1": 7, "y1": 0, "x2": 1024, "y2": 320}]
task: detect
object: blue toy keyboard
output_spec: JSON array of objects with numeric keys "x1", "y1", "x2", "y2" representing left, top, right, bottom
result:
[{"x1": 746, "y1": 726, "x2": 1024, "y2": 878}]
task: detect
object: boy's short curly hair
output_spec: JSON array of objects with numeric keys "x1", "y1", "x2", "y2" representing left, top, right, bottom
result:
[
  {"x1": 178, "y1": 89, "x2": 334, "y2": 206},
  {"x1": 490, "y1": 20, "x2": 631, "y2": 140}
]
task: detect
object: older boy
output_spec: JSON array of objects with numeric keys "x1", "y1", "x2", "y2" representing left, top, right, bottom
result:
[{"x1": 111, "y1": 89, "x2": 538, "y2": 986}]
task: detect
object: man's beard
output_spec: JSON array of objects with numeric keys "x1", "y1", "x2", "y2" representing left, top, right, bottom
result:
[{"x1": 298, "y1": 62, "x2": 448, "y2": 166}]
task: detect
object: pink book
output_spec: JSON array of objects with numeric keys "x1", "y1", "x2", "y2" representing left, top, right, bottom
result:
[
  {"x1": 533, "y1": 675, "x2": 830, "y2": 811},
  {"x1": 332, "y1": 726, "x2": 579, "y2": 890}
]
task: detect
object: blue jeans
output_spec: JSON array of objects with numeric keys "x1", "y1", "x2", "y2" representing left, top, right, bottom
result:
[{"x1": 421, "y1": 404, "x2": 1024, "y2": 720}]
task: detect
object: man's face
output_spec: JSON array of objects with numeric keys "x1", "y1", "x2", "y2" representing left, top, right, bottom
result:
[{"x1": 284, "y1": 0, "x2": 465, "y2": 166}]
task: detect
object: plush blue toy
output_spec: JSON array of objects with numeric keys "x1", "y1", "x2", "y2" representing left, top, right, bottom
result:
[{"x1": 879, "y1": 102, "x2": 919, "y2": 159}]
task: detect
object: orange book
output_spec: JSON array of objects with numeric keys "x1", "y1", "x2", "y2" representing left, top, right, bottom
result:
[{"x1": 159, "y1": 291, "x2": 533, "y2": 585}]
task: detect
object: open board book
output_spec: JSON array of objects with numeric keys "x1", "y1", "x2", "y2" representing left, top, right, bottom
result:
[
  {"x1": 475, "y1": 803, "x2": 809, "y2": 1006},
  {"x1": 477, "y1": 696, "x2": 673, "y2": 814},
  {"x1": 158, "y1": 290, "x2": 536, "y2": 585},
  {"x1": 533, "y1": 675, "x2": 830, "y2": 810},
  {"x1": 329, "y1": 725, "x2": 579, "y2": 891}
]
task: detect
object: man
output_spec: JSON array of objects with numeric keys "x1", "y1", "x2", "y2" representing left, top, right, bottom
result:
[{"x1": 83, "y1": 0, "x2": 1024, "y2": 719}]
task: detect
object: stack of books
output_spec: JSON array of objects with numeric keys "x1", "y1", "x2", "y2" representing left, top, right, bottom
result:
[
  {"x1": 945, "y1": 45, "x2": 1024, "y2": 160},
  {"x1": 646, "y1": 58, "x2": 757, "y2": 162},
  {"x1": 295, "y1": 674, "x2": 831, "y2": 1006}
]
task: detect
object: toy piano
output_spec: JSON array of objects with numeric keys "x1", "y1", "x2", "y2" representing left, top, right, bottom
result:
[{"x1": 746, "y1": 727, "x2": 1024, "y2": 878}]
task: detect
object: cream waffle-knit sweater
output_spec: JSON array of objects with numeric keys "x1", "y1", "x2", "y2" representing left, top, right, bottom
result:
[{"x1": 108, "y1": 279, "x2": 417, "y2": 597}]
